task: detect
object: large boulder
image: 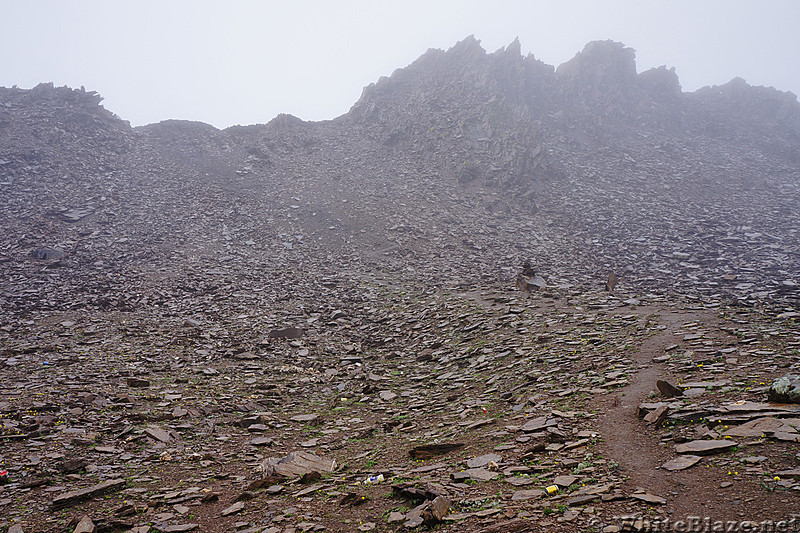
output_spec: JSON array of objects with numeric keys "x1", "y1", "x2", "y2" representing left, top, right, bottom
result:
[{"x1": 768, "y1": 375, "x2": 800, "y2": 403}]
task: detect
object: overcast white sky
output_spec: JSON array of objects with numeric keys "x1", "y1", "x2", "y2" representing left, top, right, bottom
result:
[{"x1": 1, "y1": 1, "x2": 798, "y2": 128}]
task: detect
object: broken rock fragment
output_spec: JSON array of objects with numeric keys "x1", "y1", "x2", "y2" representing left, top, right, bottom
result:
[
  {"x1": 408, "y1": 443, "x2": 463, "y2": 459},
  {"x1": 30, "y1": 248, "x2": 65, "y2": 260},
  {"x1": 268, "y1": 327, "x2": 304, "y2": 339},
  {"x1": 73, "y1": 516, "x2": 96, "y2": 533},
  {"x1": 259, "y1": 450, "x2": 336, "y2": 477},
  {"x1": 661, "y1": 455, "x2": 702, "y2": 471},
  {"x1": 51, "y1": 478, "x2": 126, "y2": 510},
  {"x1": 656, "y1": 380, "x2": 683, "y2": 398}
]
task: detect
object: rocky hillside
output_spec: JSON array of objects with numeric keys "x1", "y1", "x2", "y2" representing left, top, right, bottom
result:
[
  {"x1": 3, "y1": 38, "x2": 798, "y2": 318},
  {"x1": 1, "y1": 38, "x2": 800, "y2": 533}
]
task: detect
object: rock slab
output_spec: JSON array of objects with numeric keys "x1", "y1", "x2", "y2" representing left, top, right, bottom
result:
[
  {"x1": 52, "y1": 478, "x2": 126, "y2": 509},
  {"x1": 675, "y1": 440, "x2": 738, "y2": 455}
]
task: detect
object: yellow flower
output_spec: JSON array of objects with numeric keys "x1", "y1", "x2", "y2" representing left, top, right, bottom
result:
[{"x1": 774, "y1": 476, "x2": 781, "y2": 482}]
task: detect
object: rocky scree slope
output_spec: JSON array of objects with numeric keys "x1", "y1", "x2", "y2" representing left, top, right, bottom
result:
[
  {"x1": 2, "y1": 37, "x2": 800, "y2": 533},
  {"x1": 2, "y1": 39, "x2": 799, "y2": 318}
]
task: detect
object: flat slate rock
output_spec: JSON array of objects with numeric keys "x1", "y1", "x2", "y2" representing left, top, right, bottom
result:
[
  {"x1": 723, "y1": 417, "x2": 785, "y2": 437},
  {"x1": 379, "y1": 390, "x2": 397, "y2": 401},
  {"x1": 662, "y1": 455, "x2": 702, "y2": 471},
  {"x1": 52, "y1": 478, "x2": 126, "y2": 509},
  {"x1": 268, "y1": 327, "x2": 304, "y2": 339},
  {"x1": 675, "y1": 440, "x2": 738, "y2": 455},
  {"x1": 631, "y1": 493, "x2": 667, "y2": 504},
  {"x1": 511, "y1": 489, "x2": 545, "y2": 501},
  {"x1": 465, "y1": 453, "x2": 502, "y2": 468},
  {"x1": 290, "y1": 413, "x2": 319, "y2": 423},
  {"x1": 773, "y1": 431, "x2": 800, "y2": 442},
  {"x1": 145, "y1": 426, "x2": 173, "y2": 443},
  {"x1": 260, "y1": 451, "x2": 336, "y2": 477},
  {"x1": 775, "y1": 468, "x2": 800, "y2": 478},
  {"x1": 451, "y1": 467, "x2": 498, "y2": 482},
  {"x1": 520, "y1": 416, "x2": 556, "y2": 432},
  {"x1": 155, "y1": 525, "x2": 199, "y2": 533},
  {"x1": 250, "y1": 436, "x2": 276, "y2": 446},
  {"x1": 409, "y1": 443, "x2": 463, "y2": 460},
  {"x1": 221, "y1": 501, "x2": 244, "y2": 516},
  {"x1": 505, "y1": 476, "x2": 538, "y2": 486},
  {"x1": 566, "y1": 494, "x2": 600, "y2": 506},
  {"x1": 553, "y1": 474, "x2": 578, "y2": 487}
]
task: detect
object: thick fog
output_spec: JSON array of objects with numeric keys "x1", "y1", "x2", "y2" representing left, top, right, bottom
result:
[{"x1": 1, "y1": 0, "x2": 798, "y2": 128}]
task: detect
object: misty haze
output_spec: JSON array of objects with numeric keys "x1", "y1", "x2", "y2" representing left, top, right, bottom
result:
[{"x1": 1, "y1": 26, "x2": 800, "y2": 533}]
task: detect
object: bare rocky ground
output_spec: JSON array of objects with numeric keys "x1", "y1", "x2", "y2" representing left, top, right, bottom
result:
[{"x1": 2, "y1": 38, "x2": 800, "y2": 532}]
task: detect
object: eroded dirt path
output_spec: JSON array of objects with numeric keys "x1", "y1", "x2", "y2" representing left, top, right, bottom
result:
[{"x1": 600, "y1": 305, "x2": 797, "y2": 524}]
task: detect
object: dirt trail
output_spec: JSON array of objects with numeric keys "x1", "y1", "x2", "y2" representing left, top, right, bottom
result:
[
  {"x1": 600, "y1": 306, "x2": 696, "y2": 481},
  {"x1": 599, "y1": 306, "x2": 792, "y2": 523}
]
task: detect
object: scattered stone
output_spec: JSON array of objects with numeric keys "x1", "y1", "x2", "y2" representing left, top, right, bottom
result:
[
  {"x1": 58, "y1": 458, "x2": 89, "y2": 474},
  {"x1": 126, "y1": 377, "x2": 150, "y2": 388},
  {"x1": 422, "y1": 495, "x2": 451, "y2": 524},
  {"x1": 30, "y1": 248, "x2": 65, "y2": 261},
  {"x1": 451, "y1": 468, "x2": 498, "y2": 482},
  {"x1": 511, "y1": 489, "x2": 545, "y2": 501},
  {"x1": 656, "y1": 380, "x2": 683, "y2": 398},
  {"x1": 220, "y1": 501, "x2": 244, "y2": 516},
  {"x1": 644, "y1": 404, "x2": 670, "y2": 426},
  {"x1": 567, "y1": 494, "x2": 601, "y2": 506},
  {"x1": 73, "y1": 516, "x2": 96, "y2": 533},
  {"x1": 465, "y1": 453, "x2": 502, "y2": 468},
  {"x1": 520, "y1": 416, "x2": 556, "y2": 432},
  {"x1": 553, "y1": 475, "x2": 578, "y2": 487},
  {"x1": 379, "y1": 390, "x2": 397, "y2": 401},
  {"x1": 269, "y1": 327, "x2": 304, "y2": 339},
  {"x1": 156, "y1": 525, "x2": 199, "y2": 532},
  {"x1": 408, "y1": 443, "x2": 463, "y2": 459},
  {"x1": 662, "y1": 455, "x2": 702, "y2": 471},
  {"x1": 631, "y1": 493, "x2": 667, "y2": 504},
  {"x1": 290, "y1": 413, "x2": 320, "y2": 424},
  {"x1": 145, "y1": 426, "x2": 173, "y2": 443}
]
